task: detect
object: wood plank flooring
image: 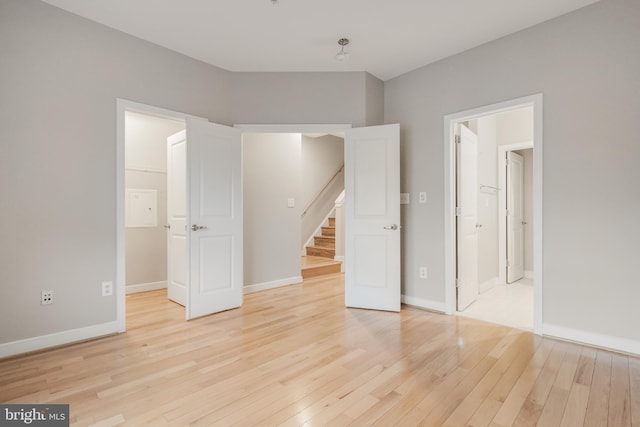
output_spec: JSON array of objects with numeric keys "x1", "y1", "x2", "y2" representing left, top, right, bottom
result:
[{"x1": 0, "y1": 273, "x2": 638, "y2": 426}]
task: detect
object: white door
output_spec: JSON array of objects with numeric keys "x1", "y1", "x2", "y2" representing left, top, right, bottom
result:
[
  {"x1": 187, "y1": 118, "x2": 243, "y2": 320},
  {"x1": 344, "y1": 124, "x2": 401, "y2": 312},
  {"x1": 167, "y1": 130, "x2": 187, "y2": 306},
  {"x1": 456, "y1": 124, "x2": 479, "y2": 311},
  {"x1": 507, "y1": 151, "x2": 524, "y2": 283}
]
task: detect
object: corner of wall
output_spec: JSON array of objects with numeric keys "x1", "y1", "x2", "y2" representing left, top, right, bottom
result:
[{"x1": 365, "y1": 73, "x2": 384, "y2": 126}]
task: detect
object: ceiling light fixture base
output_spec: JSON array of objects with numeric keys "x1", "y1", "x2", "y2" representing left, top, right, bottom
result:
[{"x1": 335, "y1": 38, "x2": 350, "y2": 61}]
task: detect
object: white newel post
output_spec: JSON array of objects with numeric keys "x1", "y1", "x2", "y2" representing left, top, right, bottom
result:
[{"x1": 334, "y1": 190, "x2": 345, "y2": 271}]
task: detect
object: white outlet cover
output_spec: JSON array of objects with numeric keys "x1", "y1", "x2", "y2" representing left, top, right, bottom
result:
[
  {"x1": 419, "y1": 192, "x2": 427, "y2": 204},
  {"x1": 287, "y1": 198, "x2": 295, "y2": 208},
  {"x1": 102, "y1": 281, "x2": 113, "y2": 296},
  {"x1": 400, "y1": 193, "x2": 410, "y2": 204}
]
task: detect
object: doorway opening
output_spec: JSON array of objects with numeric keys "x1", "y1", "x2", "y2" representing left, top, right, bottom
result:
[
  {"x1": 117, "y1": 100, "x2": 194, "y2": 331},
  {"x1": 444, "y1": 94, "x2": 543, "y2": 334}
]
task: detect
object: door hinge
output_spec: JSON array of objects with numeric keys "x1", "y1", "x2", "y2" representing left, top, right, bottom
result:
[
  {"x1": 456, "y1": 207, "x2": 461, "y2": 216},
  {"x1": 455, "y1": 279, "x2": 462, "y2": 288},
  {"x1": 507, "y1": 260, "x2": 511, "y2": 267},
  {"x1": 455, "y1": 135, "x2": 461, "y2": 144}
]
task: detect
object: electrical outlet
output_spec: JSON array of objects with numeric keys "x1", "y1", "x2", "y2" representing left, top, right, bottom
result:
[
  {"x1": 101, "y1": 281, "x2": 113, "y2": 297},
  {"x1": 400, "y1": 193, "x2": 410, "y2": 204},
  {"x1": 41, "y1": 290, "x2": 53, "y2": 305},
  {"x1": 419, "y1": 267, "x2": 428, "y2": 279},
  {"x1": 419, "y1": 192, "x2": 427, "y2": 204}
]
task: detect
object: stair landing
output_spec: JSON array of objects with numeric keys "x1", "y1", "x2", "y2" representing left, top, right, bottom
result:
[{"x1": 301, "y1": 256, "x2": 342, "y2": 279}]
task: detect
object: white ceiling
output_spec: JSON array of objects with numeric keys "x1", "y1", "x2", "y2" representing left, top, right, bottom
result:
[{"x1": 41, "y1": 0, "x2": 599, "y2": 81}]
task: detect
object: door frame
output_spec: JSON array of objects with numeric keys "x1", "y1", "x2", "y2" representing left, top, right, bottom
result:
[
  {"x1": 498, "y1": 142, "x2": 533, "y2": 286},
  {"x1": 116, "y1": 99, "x2": 203, "y2": 332},
  {"x1": 443, "y1": 93, "x2": 543, "y2": 335}
]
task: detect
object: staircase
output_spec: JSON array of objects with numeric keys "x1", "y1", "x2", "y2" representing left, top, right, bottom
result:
[{"x1": 302, "y1": 217, "x2": 342, "y2": 279}]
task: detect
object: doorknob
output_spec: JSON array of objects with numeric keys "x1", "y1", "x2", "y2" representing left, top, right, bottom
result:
[
  {"x1": 522, "y1": 221, "x2": 527, "y2": 225},
  {"x1": 476, "y1": 224, "x2": 483, "y2": 228},
  {"x1": 383, "y1": 224, "x2": 398, "y2": 230},
  {"x1": 163, "y1": 224, "x2": 171, "y2": 229},
  {"x1": 191, "y1": 224, "x2": 208, "y2": 231}
]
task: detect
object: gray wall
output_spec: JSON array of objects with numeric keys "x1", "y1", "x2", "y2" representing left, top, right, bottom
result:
[
  {"x1": 0, "y1": 0, "x2": 233, "y2": 343},
  {"x1": 385, "y1": 0, "x2": 640, "y2": 341},
  {"x1": 243, "y1": 133, "x2": 302, "y2": 287},
  {"x1": 232, "y1": 72, "x2": 382, "y2": 127}
]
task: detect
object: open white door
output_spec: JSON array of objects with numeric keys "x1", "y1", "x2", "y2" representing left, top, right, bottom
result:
[
  {"x1": 456, "y1": 124, "x2": 479, "y2": 311},
  {"x1": 187, "y1": 118, "x2": 242, "y2": 320},
  {"x1": 344, "y1": 124, "x2": 400, "y2": 312},
  {"x1": 167, "y1": 130, "x2": 187, "y2": 306},
  {"x1": 507, "y1": 151, "x2": 524, "y2": 283}
]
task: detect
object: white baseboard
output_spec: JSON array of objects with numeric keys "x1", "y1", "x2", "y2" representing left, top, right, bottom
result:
[
  {"x1": 126, "y1": 281, "x2": 167, "y2": 294},
  {"x1": 525, "y1": 270, "x2": 534, "y2": 279},
  {"x1": 401, "y1": 295, "x2": 447, "y2": 313},
  {"x1": 479, "y1": 277, "x2": 498, "y2": 294},
  {"x1": 244, "y1": 276, "x2": 303, "y2": 294},
  {"x1": 0, "y1": 321, "x2": 120, "y2": 359},
  {"x1": 543, "y1": 323, "x2": 640, "y2": 356}
]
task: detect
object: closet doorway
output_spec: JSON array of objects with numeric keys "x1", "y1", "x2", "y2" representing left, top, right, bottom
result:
[{"x1": 444, "y1": 94, "x2": 543, "y2": 334}]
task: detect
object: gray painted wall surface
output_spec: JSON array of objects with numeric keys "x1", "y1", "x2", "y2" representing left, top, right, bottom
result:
[
  {"x1": 232, "y1": 72, "x2": 368, "y2": 126},
  {"x1": 365, "y1": 73, "x2": 385, "y2": 126},
  {"x1": 385, "y1": 0, "x2": 640, "y2": 341},
  {"x1": 243, "y1": 133, "x2": 302, "y2": 287},
  {"x1": 0, "y1": 0, "x2": 233, "y2": 343}
]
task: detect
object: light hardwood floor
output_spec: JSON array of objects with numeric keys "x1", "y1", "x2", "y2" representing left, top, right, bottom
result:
[{"x1": 1, "y1": 273, "x2": 638, "y2": 426}]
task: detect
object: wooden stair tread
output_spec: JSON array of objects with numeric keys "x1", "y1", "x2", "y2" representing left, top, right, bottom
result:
[
  {"x1": 302, "y1": 256, "x2": 341, "y2": 268},
  {"x1": 301, "y1": 256, "x2": 341, "y2": 279},
  {"x1": 306, "y1": 246, "x2": 335, "y2": 258}
]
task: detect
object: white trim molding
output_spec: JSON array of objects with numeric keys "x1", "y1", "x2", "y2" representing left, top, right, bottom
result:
[
  {"x1": 243, "y1": 276, "x2": 303, "y2": 294},
  {"x1": 126, "y1": 281, "x2": 168, "y2": 294},
  {"x1": 234, "y1": 124, "x2": 352, "y2": 134},
  {"x1": 0, "y1": 321, "x2": 120, "y2": 359},
  {"x1": 544, "y1": 323, "x2": 640, "y2": 356},
  {"x1": 401, "y1": 295, "x2": 447, "y2": 313}
]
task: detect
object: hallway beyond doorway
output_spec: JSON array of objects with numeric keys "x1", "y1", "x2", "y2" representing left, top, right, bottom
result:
[{"x1": 457, "y1": 278, "x2": 533, "y2": 331}]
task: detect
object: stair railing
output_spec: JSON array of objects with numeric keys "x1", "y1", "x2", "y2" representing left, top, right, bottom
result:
[{"x1": 301, "y1": 165, "x2": 344, "y2": 218}]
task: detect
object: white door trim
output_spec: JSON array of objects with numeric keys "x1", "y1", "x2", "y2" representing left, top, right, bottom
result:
[
  {"x1": 234, "y1": 124, "x2": 352, "y2": 134},
  {"x1": 116, "y1": 99, "x2": 203, "y2": 332},
  {"x1": 443, "y1": 93, "x2": 543, "y2": 335}
]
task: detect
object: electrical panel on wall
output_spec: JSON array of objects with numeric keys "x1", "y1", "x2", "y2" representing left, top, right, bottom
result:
[{"x1": 125, "y1": 189, "x2": 158, "y2": 227}]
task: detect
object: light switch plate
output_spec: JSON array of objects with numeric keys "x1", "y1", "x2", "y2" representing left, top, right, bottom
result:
[{"x1": 400, "y1": 193, "x2": 410, "y2": 204}]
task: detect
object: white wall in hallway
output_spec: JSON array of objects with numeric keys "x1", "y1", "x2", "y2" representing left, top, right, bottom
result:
[{"x1": 243, "y1": 133, "x2": 302, "y2": 289}]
